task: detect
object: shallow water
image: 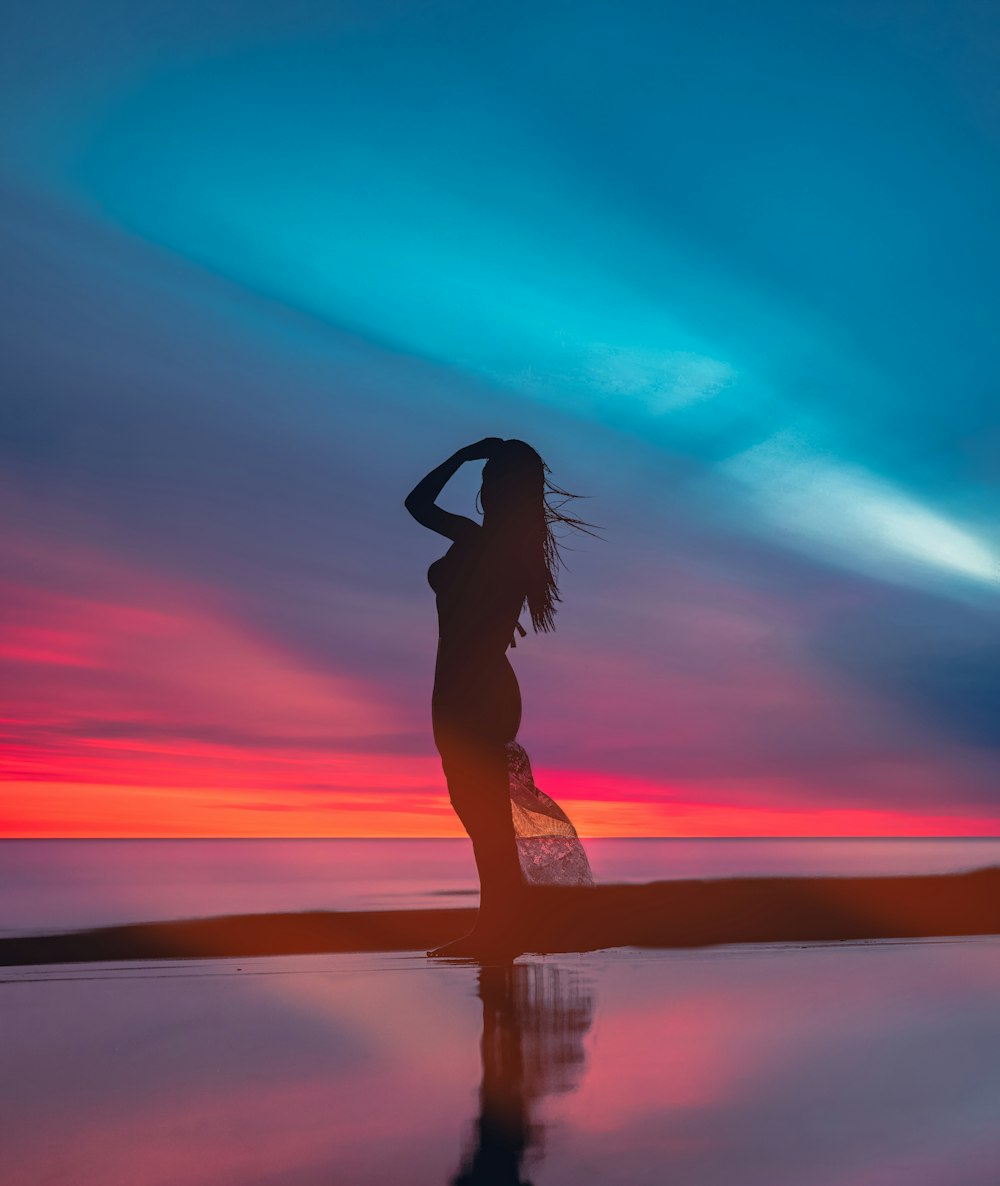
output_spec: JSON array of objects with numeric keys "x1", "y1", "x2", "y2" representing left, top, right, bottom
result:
[
  {"x1": 3, "y1": 938, "x2": 1000, "y2": 1185},
  {"x1": 3, "y1": 838, "x2": 999, "y2": 936}
]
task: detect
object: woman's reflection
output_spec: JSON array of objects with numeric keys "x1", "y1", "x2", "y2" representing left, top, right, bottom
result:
[{"x1": 451, "y1": 960, "x2": 594, "y2": 1185}]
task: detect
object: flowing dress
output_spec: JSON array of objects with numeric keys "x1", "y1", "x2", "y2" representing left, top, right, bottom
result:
[{"x1": 428, "y1": 534, "x2": 593, "y2": 888}]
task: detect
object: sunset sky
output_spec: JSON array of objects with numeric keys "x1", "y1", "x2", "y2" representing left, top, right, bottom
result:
[{"x1": 2, "y1": 0, "x2": 998, "y2": 836}]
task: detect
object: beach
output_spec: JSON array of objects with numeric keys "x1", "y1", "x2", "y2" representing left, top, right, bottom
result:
[
  {"x1": 4, "y1": 939, "x2": 1000, "y2": 1185},
  {"x1": 4, "y1": 840, "x2": 1000, "y2": 1184},
  {"x1": 5, "y1": 0, "x2": 999, "y2": 1177},
  {"x1": 3, "y1": 862, "x2": 1000, "y2": 966}
]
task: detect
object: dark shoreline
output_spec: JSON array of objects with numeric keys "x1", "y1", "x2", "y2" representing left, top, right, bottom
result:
[{"x1": 3, "y1": 866, "x2": 999, "y2": 967}]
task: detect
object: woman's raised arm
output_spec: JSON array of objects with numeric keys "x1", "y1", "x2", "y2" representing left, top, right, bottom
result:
[{"x1": 404, "y1": 439, "x2": 503, "y2": 539}]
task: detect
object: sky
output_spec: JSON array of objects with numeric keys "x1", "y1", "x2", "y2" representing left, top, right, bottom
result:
[{"x1": 1, "y1": 0, "x2": 998, "y2": 837}]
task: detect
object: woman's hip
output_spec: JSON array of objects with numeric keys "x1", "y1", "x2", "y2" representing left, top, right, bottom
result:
[{"x1": 432, "y1": 666, "x2": 521, "y2": 752}]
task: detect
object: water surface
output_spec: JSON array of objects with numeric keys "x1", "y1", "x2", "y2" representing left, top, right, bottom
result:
[
  {"x1": 3, "y1": 838, "x2": 999, "y2": 936},
  {"x1": 3, "y1": 938, "x2": 999, "y2": 1185}
]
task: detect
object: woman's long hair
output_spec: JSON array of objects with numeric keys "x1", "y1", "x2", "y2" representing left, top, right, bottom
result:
[{"x1": 479, "y1": 440, "x2": 602, "y2": 635}]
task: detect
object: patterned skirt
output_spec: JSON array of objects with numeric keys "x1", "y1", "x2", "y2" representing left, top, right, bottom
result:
[{"x1": 505, "y1": 741, "x2": 594, "y2": 886}]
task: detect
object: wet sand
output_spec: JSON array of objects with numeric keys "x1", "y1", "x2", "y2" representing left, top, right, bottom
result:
[
  {"x1": 6, "y1": 939, "x2": 1000, "y2": 1185},
  {"x1": 3, "y1": 866, "x2": 999, "y2": 966}
]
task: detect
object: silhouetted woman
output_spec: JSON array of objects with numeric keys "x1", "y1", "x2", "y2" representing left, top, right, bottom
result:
[{"x1": 405, "y1": 438, "x2": 598, "y2": 958}]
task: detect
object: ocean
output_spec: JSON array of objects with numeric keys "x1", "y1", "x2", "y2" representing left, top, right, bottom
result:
[{"x1": 3, "y1": 836, "x2": 998, "y2": 937}]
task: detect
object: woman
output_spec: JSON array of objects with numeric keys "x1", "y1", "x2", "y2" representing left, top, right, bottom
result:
[{"x1": 405, "y1": 437, "x2": 598, "y2": 958}]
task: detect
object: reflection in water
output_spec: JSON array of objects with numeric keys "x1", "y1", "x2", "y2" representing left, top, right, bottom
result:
[{"x1": 452, "y1": 960, "x2": 594, "y2": 1185}]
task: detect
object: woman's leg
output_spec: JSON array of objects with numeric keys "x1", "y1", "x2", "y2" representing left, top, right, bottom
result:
[{"x1": 440, "y1": 737, "x2": 524, "y2": 926}]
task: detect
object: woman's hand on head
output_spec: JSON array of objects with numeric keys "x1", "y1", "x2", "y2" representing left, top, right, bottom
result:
[{"x1": 458, "y1": 437, "x2": 504, "y2": 462}]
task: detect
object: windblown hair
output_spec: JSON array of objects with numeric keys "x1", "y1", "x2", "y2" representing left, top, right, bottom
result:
[{"x1": 480, "y1": 440, "x2": 603, "y2": 635}]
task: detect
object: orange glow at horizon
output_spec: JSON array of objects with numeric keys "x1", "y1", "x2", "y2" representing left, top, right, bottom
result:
[
  {"x1": 4, "y1": 780, "x2": 998, "y2": 839},
  {"x1": 2, "y1": 530, "x2": 998, "y2": 840}
]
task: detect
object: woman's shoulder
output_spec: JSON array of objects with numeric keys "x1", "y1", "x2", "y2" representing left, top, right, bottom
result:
[{"x1": 447, "y1": 516, "x2": 481, "y2": 545}]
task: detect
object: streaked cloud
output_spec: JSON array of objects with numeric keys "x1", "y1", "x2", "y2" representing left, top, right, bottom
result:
[{"x1": 722, "y1": 431, "x2": 1000, "y2": 590}]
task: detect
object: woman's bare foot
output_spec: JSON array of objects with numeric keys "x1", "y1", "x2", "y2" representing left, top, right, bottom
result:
[
  {"x1": 427, "y1": 930, "x2": 489, "y2": 959},
  {"x1": 427, "y1": 922, "x2": 527, "y2": 960},
  {"x1": 428, "y1": 889, "x2": 531, "y2": 960},
  {"x1": 427, "y1": 928, "x2": 525, "y2": 961}
]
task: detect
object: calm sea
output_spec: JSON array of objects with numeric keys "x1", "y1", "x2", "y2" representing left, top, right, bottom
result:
[{"x1": 2, "y1": 837, "x2": 998, "y2": 937}]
